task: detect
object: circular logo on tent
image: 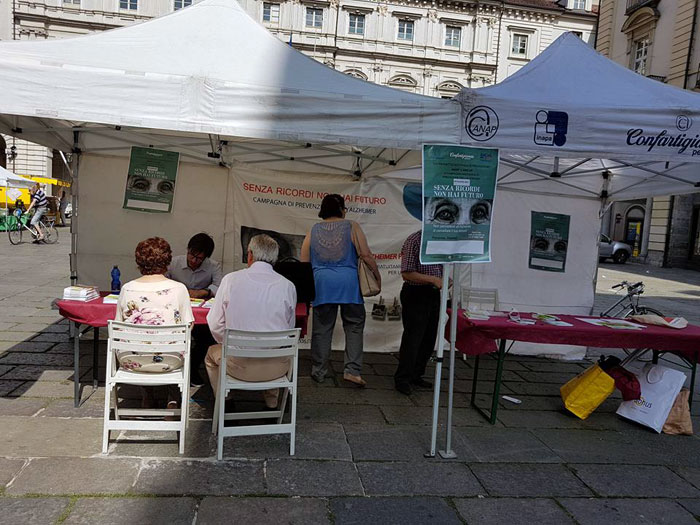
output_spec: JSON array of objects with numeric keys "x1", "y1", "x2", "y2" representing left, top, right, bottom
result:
[
  {"x1": 465, "y1": 106, "x2": 499, "y2": 141},
  {"x1": 677, "y1": 115, "x2": 692, "y2": 131}
]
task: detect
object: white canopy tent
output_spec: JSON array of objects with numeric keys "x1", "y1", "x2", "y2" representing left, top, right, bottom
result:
[{"x1": 0, "y1": 166, "x2": 34, "y2": 189}]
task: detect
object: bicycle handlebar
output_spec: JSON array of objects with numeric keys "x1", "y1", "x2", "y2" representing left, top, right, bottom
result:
[{"x1": 611, "y1": 280, "x2": 644, "y2": 293}]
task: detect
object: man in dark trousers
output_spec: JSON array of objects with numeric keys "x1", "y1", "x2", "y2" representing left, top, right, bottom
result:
[
  {"x1": 167, "y1": 233, "x2": 222, "y2": 386},
  {"x1": 394, "y1": 230, "x2": 443, "y2": 395}
]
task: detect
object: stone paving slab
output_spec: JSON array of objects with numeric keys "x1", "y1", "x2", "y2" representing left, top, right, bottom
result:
[
  {"x1": 452, "y1": 427, "x2": 562, "y2": 463},
  {"x1": 9, "y1": 379, "x2": 75, "y2": 399},
  {"x1": 571, "y1": 464, "x2": 700, "y2": 498},
  {"x1": 677, "y1": 499, "x2": 700, "y2": 518},
  {"x1": 132, "y1": 459, "x2": 265, "y2": 496},
  {"x1": 265, "y1": 459, "x2": 363, "y2": 496},
  {"x1": 7, "y1": 457, "x2": 140, "y2": 495},
  {"x1": 109, "y1": 421, "x2": 216, "y2": 458},
  {"x1": 345, "y1": 425, "x2": 455, "y2": 462},
  {"x1": 0, "y1": 342, "x2": 55, "y2": 353},
  {"x1": 64, "y1": 497, "x2": 197, "y2": 525},
  {"x1": 558, "y1": 497, "x2": 697, "y2": 525},
  {"x1": 0, "y1": 331, "x2": 42, "y2": 342},
  {"x1": 222, "y1": 423, "x2": 352, "y2": 461},
  {"x1": 1, "y1": 365, "x2": 74, "y2": 381},
  {"x1": 380, "y1": 405, "x2": 500, "y2": 427},
  {"x1": 329, "y1": 497, "x2": 462, "y2": 525},
  {"x1": 0, "y1": 497, "x2": 70, "y2": 523},
  {"x1": 0, "y1": 380, "x2": 23, "y2": 396},
  {"x1": 0, "y1": 352, "x2": 74, "y2": 366},
  {"x1": 0, "y1": 416, "x2": 102, "y2": 457},
  {"x1": 0, "y1": 458, "x2": 25, "y2": 489},
  {"x1": 357, "y1": 461, "x2": 483, "y2": 496},
  {"x1": 297, "y1": 387, "x2": 414, "y2": 406},
  {"x1": 673, "y1": 466, "x2": 700, "y2": 490},
  {"x1": 197, "y1": 496, "x2": 330, "y2": 524},
  {"x1": 0, "y1": 397, "x2": 46, "y2": 416},
  {"x1": 470, "y1": 463, "x2": 593, "y2": 497},
  {"x1": 298, "y1": 403, "x2": 386, "y2": 425},
  {"x1": 453, "y1": 497, "x2": 575, "y2": 524}
]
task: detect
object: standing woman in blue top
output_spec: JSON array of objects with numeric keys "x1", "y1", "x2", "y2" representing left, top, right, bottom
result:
[{"x1": 301, "y1": 194, "x2": 381, "y2": 387}]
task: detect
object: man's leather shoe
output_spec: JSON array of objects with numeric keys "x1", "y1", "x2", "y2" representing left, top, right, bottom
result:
[
  {"x1": 411, "y1": 378, "x2": 433, "y2": 389},
  {"x1": 343, "y1": 373, "x2": 367, "y2": 387},
  {"x1": 395, "y1": 383, "x2": 412, "y2": 395}
]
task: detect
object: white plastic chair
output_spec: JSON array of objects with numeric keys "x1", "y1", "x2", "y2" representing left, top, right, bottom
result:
[
  {"x1": 460, "y1": 287, "x2": 500, "y2": 312},
  {"x1": 102, "y1": 321, "x2": 191, "y2": 454},
  {"x1": 212, "y1": 328, "x2": 301, "y2": 460}
]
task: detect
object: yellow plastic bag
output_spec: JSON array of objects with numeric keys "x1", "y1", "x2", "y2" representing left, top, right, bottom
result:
[{"x1": 560, "y1": 364, "x2": 615, "y2": 420}]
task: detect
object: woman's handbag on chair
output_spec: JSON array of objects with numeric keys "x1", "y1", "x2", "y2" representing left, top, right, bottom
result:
[{"x1": 358, "y1": 258, "x2": 380, "y2": 297}]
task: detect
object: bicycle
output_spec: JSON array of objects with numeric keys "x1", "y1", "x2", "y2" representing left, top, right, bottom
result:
[
  {"x1": 600, "y1": 280, "x2": 663, "y2": 319},
  {"x1": 7, "y1": 209, "x2": 59, "y2": 245}
]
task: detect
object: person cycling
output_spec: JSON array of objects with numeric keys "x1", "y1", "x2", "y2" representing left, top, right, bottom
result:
[{"x1": 25, "y1": 183, "x2": 48, "y2": 242}]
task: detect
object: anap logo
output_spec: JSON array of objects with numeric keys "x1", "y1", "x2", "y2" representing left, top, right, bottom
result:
[
  {"x1": 465, "y1": 106, "x2": 499, "y2": 142},
  {"x1": 534, "y1": 110, "x2": 568, "y2": 147}
]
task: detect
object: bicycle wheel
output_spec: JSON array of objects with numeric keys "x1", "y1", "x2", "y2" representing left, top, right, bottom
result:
[
  {"x1": 42, "y1": 223, "x2": 59, "y2": 244},
  {"x1": 7, "y1": 223, "x2": 22, "y2": 245}
]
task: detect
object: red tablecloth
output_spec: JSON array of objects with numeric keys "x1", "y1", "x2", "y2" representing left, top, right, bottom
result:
[
  {"x1": 451, "y1": 310, "x2": 700, "y2": 359},
  {"x1": 57, "y1": 297, "x2": 309, "y2": 337}
]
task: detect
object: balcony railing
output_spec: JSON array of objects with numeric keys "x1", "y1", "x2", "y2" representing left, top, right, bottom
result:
[{"x1": 626, "y1": 0, "x2": 660, "y2": 15}]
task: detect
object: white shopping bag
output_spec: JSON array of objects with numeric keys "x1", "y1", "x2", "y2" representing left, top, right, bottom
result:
[{"x1": 616, "y1": 363, "x2": 687, "y2": 433}]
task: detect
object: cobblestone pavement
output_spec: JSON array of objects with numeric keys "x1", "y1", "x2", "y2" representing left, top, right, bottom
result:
[{"x1": 2, "y1": 240, "x2": 700, "y2": 524}]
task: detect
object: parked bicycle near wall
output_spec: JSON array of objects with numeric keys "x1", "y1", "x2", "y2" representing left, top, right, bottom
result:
[
  {"x1": 7, "y1": 209, "x2": 58, "y2": 245},
  {"x1": 600, "y1": 280, "x2": 663, "y2": 319}
]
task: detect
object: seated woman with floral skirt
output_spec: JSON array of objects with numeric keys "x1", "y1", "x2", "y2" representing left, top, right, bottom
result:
[{"x1": 115, "y1": 237, "x2": 194, "y2": 409}]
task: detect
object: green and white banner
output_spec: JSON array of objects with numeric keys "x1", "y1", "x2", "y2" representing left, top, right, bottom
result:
[
  {"x1": 529, "y1": 211, "x2": 570, "y2": 272},
  {"x1": 123, "y1": 147, "x2": 179, "y2": 213},
  {"x1": 420, "y1": 144, "x2": 499, "y2": 263}
]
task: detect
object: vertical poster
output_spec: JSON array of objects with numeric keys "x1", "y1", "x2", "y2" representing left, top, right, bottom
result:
[
  {"x1": 420, "y1": 144, "x2": 499, "y2": 263},
  {"x1": 529, "y1": 211, "x2": 570, "y2": 272},
  {"x1": 123, "y1": 147, "x2": 179, "y2": 213}
]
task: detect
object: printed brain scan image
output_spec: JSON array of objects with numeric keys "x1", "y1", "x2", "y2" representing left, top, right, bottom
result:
[{"x1": 424, "y1": 197, "x2": 492, "y2": 226}]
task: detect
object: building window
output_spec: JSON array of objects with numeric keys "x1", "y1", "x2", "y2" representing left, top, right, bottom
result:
[
  {"x1": 572, "y1": 0, "x2": 586, "y2": 9},
  {"x1": 445, "y1": 26, "x2": 461, "y2": 47},
  {"x1": 633, "y1": 38, "x2": 649, "y2": 75},
  {"x1": 120, "y1": 0, "x2": 137, "y2": 10},
  {"x1": 388, "y1": 74, "x2": 417, "y2": 91},
  {"x1": 511, "y1": 33, "x2": 528, "y2": 57},
  {"x1": 306, "y1": 7, "x2": 323, "y2": 28},
  {"x1": 174, "y1": 0, "x2": 192, "y2": 9},
  {"x1": 349, "y1": 14, "x2": 365, "y2": 35},
  {"x1": 398, "y1": 20, "x2": 414, "y2": 41},
  {"x1": 63, "y1": 0, "x2": 80, "y2": 5},
  {"x1": 263, "y1": 2, "x2": 280, "y2": 23}
]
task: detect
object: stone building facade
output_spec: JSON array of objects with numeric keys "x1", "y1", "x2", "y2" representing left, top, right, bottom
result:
[
  {"x1": 597, "y1": 0, "x2": 700, "y2": 269},
  {"x1": 0, "y1": 0, "x2": 597, "y2": 183}
]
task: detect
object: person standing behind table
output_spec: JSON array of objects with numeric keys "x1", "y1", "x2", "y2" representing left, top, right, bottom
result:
[
  {"x1": 166, "y1": 233, "x2": 222, "y2": 387},
  {"x1": 24, "y1": 183, "x2": 48, "y2": 242},
  {"x1": 205, "y1": 234, "x2": 296, "y2": 409},
  {"x1": 59, "y1": 190, "x2": 69, "y2": 227},
  {"x1": 394, "y1": 230, "x2": 443, "y2": 396},
  {"x1": 300, "y1": 194, "x2": 381, "y2": 387}
]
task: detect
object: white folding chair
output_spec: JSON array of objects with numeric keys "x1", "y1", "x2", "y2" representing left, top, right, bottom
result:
[
  {"x1": 212, "y1": 328, "x2": 301, "y2": 460},
  {"x1": 460, "y1": 287, "x2": 500, "y2": 312},
  {"x1": 102, "y1": 321, "x2": 191, "y2": 454}
]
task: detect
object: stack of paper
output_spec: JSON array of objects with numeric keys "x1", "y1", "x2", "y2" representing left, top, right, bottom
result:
[
  {"x1": 464, "y1": 309, "x2": 490, "y2": 321},
  {"x1": 190, "y1": 298, "x2": 206, "y2": 308},
  {"x1": 62, "y1": 285, "x2": 99, "y2": 302},
  {"x1": 102, "y1": 294, "x2": 120, "y2": 304}
]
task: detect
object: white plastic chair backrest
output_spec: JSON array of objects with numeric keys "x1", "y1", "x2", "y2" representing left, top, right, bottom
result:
[
  {"x1": 223, "y1": 328, "x2": 300, "y2": 359},
  {"x1": 108, "y1": 320, "x2": 190, "y2": 354},
  {"x1": 460, "y1": 287, "x2": 499, "y2": 311}
]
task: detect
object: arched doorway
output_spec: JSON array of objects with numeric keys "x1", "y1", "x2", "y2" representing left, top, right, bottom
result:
[{"x1": 625, "y1": 205, "x2": 645, "y2": 255}]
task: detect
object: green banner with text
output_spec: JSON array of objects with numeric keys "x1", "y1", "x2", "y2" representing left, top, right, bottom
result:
[
  {"x1": 420, "y1": 144, "x2": 498, "y2": 264},
  {"x1": 529, "y1": 211, "x2": 570, "y2": 272},
  {"x1": 123, "y1": 147, "x2": 179, "y2": 213}
]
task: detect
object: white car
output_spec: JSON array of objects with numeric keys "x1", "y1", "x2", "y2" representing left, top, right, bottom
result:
[
  {"x1": 599, "y1": 234, "x2": 632, "y2": 264},
  {"x1": 64, "y1": 202, "x2": 72, "y2": 218}
]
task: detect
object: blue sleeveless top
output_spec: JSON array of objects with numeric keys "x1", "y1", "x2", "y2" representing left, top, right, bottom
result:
[{"x1": 310, "y1": 220, "x2": 363, "y2": 306}]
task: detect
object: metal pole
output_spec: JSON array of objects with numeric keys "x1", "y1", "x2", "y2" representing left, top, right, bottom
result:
[
  {"x1": 439, "y1": 263, "x2": 459, "y2": 459},
  {"x1": 69, "y1": 131, "x2": 80, "y2": 285},
  {"x1": 427, "y1": 264, "x2": 451, "y2": 457}
]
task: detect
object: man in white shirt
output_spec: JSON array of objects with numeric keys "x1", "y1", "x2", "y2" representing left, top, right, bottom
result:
[{"x1": 205, "y1": 234, "x2": 297, "y2": 408}]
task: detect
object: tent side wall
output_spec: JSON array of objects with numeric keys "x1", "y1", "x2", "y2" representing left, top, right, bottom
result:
[{"x1": 77, "y1": 154, "x2": 233, "y2": 288}]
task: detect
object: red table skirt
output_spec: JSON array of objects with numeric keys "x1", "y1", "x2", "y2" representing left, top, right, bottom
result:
[
  {"x1": 450, "y1": 309, "x2": 700, "y2": 360},
  {"x1": 58, "y1": 297, "x2": 309, "y2": 338}
]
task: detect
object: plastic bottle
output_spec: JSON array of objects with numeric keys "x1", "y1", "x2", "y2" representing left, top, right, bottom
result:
[{"x1": 110, "y1": 266, "x2": 121, "y2": 293}]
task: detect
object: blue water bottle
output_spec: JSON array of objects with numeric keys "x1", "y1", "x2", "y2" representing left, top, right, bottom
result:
[{"x1": 110, "y1": 266, "x2": 121, "y2": 293}]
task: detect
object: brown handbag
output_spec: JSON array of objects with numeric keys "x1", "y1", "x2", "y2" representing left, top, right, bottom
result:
[{"x1": 351, "y1": 223, "x2": 381, "y2": 297}]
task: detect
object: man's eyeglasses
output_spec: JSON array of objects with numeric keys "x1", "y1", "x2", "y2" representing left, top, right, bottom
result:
[{"x1": 188, "y1": 251, "x2": 206, "y2": 262}]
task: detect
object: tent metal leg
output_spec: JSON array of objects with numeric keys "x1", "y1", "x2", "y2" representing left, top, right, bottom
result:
[
  {"x1": 73, "y1": 321, "x2": 81, "y2": 407},
  {"x1": 427, "y1": 265, "x2": 451, "y2": 458},
  {"x1": 92, "y1": 327, "x2": 99, "y2": 390},
  {"x1": 439, "y1": 264, "x2": 459, "y2": 460},
  {"x1": 471, "y1": 339, "x2": 507, "y2": 425},
  {"x1": 470, "y1": 355, "x2": 480, "y2": 407}
]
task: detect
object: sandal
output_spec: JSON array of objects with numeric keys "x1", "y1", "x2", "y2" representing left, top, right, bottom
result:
[
  {"x1": 387, "y1": 298, "x2": 402, "y2": 321},
  {"x1": 372, "y1": 296, "x2": 386, "y2": 320}
]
